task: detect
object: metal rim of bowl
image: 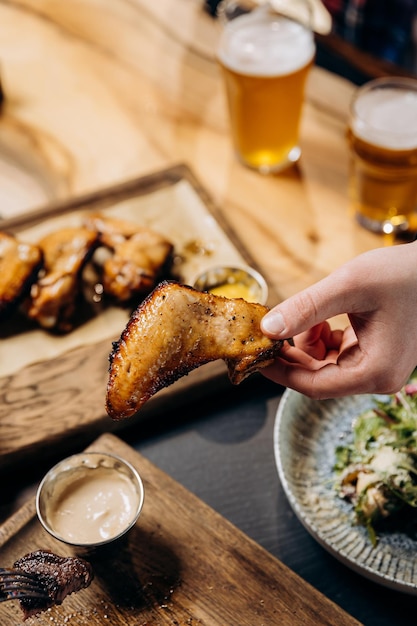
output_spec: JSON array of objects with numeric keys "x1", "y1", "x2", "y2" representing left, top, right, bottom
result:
[
  {"x1": 192, "y1": 264, "x2": 269, "y2": 304},
  {"x1": 36, "y1": 451, "x2": 145, "y2": 548}
]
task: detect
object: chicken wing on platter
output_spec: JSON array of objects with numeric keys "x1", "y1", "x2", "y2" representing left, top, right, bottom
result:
[
  {"x1": 106, "y1": 280, "x2": 284, "y2": 420},
  {"x1": 0, "y1": 232, "x2": 42, "y2": 320},
  {"x1": 26, "y1": 227, "x2": 98, "y2": 332},
  {"x1": 84, "y1": 213, "x2": 173, "y2": 302}
]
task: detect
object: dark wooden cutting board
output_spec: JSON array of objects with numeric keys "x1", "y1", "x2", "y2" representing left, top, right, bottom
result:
[
  {"x1": 0, "y1": 433, "x2": 362, "y2": 626},
  {"x1": 0, "y1": 164, "x2": 277, "y2": 469}
]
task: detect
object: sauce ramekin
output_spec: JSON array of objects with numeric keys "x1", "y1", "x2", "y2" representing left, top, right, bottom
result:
[{"x1": 36, "y1": 452, "x2": 144, "y2": 550}]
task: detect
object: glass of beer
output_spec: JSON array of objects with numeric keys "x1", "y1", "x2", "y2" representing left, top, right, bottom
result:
[
  {"x1": 348, "y1": 77, "x2": 417, "y2": 234},
  {"x1": 217, "y1": 1, "x2": 315, "y2": 174}
]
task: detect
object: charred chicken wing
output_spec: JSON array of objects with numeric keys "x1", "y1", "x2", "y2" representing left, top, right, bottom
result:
[{"x1": 106, "y1": 281, "x2": 283, "y2": 420}]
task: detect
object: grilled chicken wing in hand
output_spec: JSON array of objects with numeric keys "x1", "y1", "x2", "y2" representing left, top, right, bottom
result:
[{"x1": 106, "y1": 281, "x2": 284, "y2": 420}]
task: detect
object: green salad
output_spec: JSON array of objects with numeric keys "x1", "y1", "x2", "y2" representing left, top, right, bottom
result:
[{"x1": 334, "y1": 378, "x2": 417, "y2": 546}]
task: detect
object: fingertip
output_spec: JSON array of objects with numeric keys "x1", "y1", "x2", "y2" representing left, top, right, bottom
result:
[{"x1": 261, "y1": 310, "x2": 286, "y2": 337}]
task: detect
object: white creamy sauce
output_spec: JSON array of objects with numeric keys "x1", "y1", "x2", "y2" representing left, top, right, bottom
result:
[{"x1": 47, "y1": 467, "x2": 139, "y2": 544}]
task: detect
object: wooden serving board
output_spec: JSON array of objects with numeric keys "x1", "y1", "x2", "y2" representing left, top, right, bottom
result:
[
  {"x1": 0, "y1": 164, "x2": 278, "y2": 469},
  {"x1": 0, "y1": 433, "x2": 361, "y2": 626}
]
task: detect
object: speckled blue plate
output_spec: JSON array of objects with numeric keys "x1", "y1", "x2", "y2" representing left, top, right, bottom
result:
[{"x1": 274, "y1": 388, "x2": 417, "y2": 594}]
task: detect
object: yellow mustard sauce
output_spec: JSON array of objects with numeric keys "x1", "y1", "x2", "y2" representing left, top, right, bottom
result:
[{"x1": 209, "y1": 281, "x2": 257, "y2": 302}]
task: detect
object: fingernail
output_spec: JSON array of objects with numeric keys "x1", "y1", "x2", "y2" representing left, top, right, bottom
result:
[{"x1": 261, "y1": 311, "x2": 286, "y2": 335}]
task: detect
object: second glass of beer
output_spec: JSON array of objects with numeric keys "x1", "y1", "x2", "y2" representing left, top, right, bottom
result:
[
  {"x1": 348, "y1": 77, "x2": 417, "y2": 234},
  {"x1": 217, "y1": 1, "x2": 315, "y2": 174}
]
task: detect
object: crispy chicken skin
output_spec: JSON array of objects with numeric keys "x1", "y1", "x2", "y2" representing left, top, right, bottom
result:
[
  {"x1": 84, "y1": 213, "x2": 173, "y2": 302},
  {"x1": 26, "y1": 227, "x2": 98, "y2": 332},
  {"x1": 106, "y1": 281, "x2": 283, "y2": 420},
  {"x1": 0, "y1": 232, "x2": 42, "y2": 320},
  {"x1": 84, "y1": 213, "x2": 144, "y2": 246}
]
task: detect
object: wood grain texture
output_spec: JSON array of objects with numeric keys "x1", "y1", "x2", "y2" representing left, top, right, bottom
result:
[
  {"x1": 0, "y1": 165, "x2": 277, "y2": 469},
  {"x1": 0, "y1": 0, "x2": 387, "y2": 303},
  {"x1": 0, "y1": 4, "x2": 407, "y2": 622},
  {"x1": 0, "y1": 433, "x2": 362, "y2": 626},
  {"x1": 0, "y1": 332, "x2": 234, "y2": 469},
  {"x1": 0, "y1": 0, "x2": 396, "y2": 470}
]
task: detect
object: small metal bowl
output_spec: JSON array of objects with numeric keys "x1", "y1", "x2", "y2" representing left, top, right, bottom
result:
[
  {"x1": 193, "y1": 265, "x2": 268, "y2": 304},
  {"x1": 36, "y1": 452, "x2": 144, "y2": 550}
]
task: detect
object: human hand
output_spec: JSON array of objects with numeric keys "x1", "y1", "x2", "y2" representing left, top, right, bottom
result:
[{"x1": 260, "y1": 241, "x2": 417, "y2": 398}]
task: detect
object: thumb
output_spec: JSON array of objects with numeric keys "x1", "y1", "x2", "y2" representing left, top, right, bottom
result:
[{"x1": 261, "y1": 269, "x2": 357, "y2": 339}]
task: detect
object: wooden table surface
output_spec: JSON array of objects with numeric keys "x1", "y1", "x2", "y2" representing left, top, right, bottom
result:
[
  {"x1": 1, "y1": 2, "x2": 416, "y2": 625},
  {"x1": 0, "y1": 0, "x2": 391, "y2": 304}
]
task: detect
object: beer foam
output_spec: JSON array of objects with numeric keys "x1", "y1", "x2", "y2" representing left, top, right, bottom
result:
[
  {"x1": 353, "y1": 88, "x2": 417, "y2": 149},
  {"x1": 218, "y1": 7, "x2": 315, "y2": 77}
]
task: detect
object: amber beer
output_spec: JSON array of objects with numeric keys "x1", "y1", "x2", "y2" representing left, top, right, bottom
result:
[
  {"x1": 348, "y1": 77, "x2": 417, "y2": 233},
  {"x1": 217, "y1": 4, "x2": 315, "y2": 173}
]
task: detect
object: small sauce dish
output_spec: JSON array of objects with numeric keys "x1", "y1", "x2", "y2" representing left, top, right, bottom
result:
[
  {"x1": 36, "y1": 452, "x2": 144, "y2": 550},
  {"x1": 193, "y1": 265, "x2": 268, "y2": 304}
]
